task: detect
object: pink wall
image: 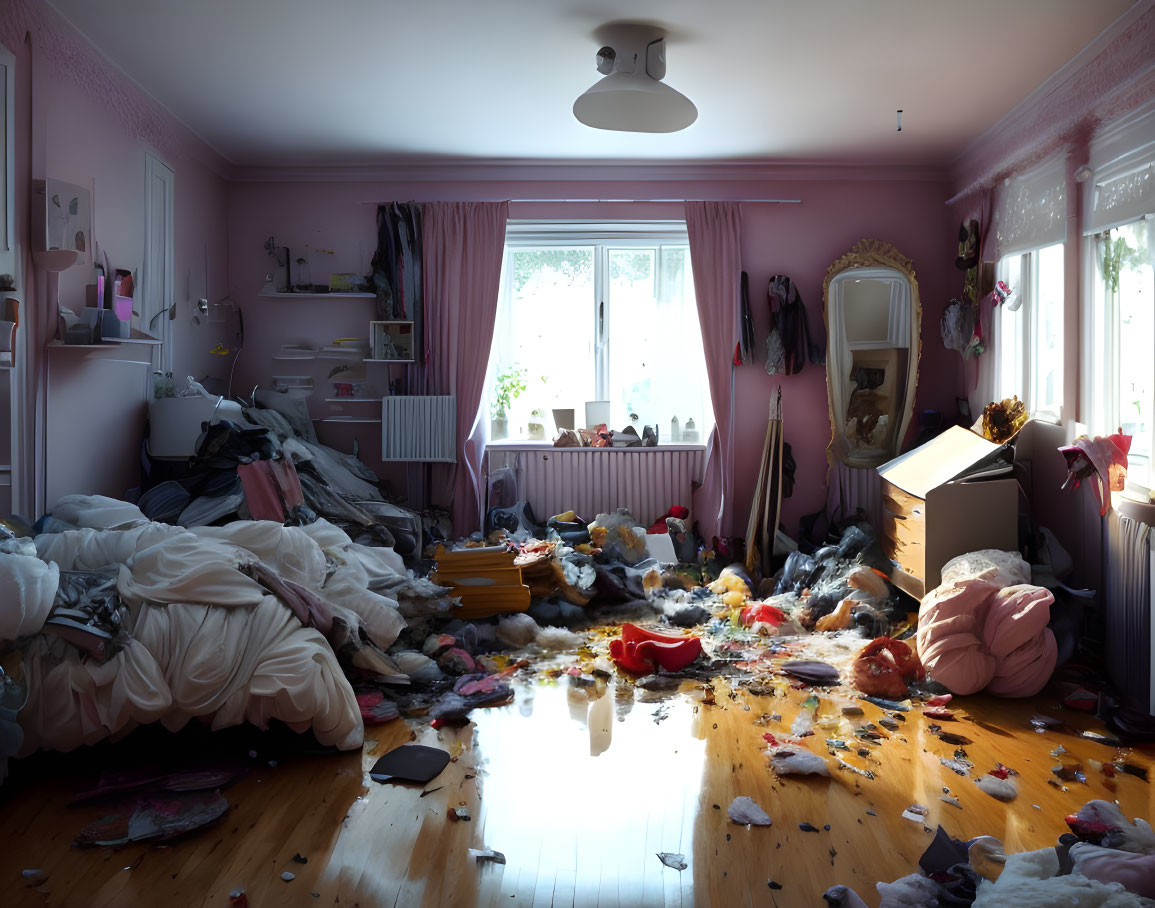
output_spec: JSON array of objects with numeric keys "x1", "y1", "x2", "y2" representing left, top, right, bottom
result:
[
  {"x1": 2, "y1": 0, "x2": 232, "y2": 509},
  {"x1": 228, "y1": 174, "x2": 960, "y2": 535}
]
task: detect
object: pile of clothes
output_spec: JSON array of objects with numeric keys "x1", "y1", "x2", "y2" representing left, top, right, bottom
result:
[
  {"x1": 0, "y1": 494, "x2": 455, "y2": 780},
  {"x1": 140, "y1": 390, "x2": 422, "y2": 556},
  {"x1": 826, "y1": 799, "x2": 1155, "y2": 906}
]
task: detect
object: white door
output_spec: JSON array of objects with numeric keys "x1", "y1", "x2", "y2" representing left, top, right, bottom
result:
[{"x1": 143, "y1": 154, "x2": 174, "y2": 374}]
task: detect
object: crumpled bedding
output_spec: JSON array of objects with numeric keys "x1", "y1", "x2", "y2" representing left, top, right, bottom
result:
[
  {"x1": 4, "y1": 496, "x2": 416, "y2": 757},
  {"x1": 916, "y1": 549, "x2": 1057, "y2": 697},
  {"x1": 973, "y1": 846, "x2": 1152, "y2": 906}
]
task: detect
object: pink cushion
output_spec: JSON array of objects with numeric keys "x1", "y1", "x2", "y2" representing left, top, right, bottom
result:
[{"x1": 917, "y1": 577, "x2": 1055, "y2": 697}]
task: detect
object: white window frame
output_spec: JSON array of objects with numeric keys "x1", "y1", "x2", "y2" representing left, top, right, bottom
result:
[
  {"x1": 995, "y1": 242, "x2": 1064, "y2": 424},
  {"x1": 492, "y1": 220, "x2": 708, "y2": 440},
  {"x1": 1081, "y1": 218, "x2": 1154, "y2": 495},
  {"x1": 502, "y1": 221, "x2": 691, "y2": 401}
]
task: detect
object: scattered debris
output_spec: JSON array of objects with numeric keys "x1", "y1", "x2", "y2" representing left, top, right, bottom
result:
[
  {"x1": 292, "y1": 854, "x2": 308, "y2": 864},
  {"x1": 22, "y1": 869, "x2": 47, "y2": 886},
  {"x1": 767, "y1": 744, "x2": 830, "y2": 777},
  {"x1": 368, "y1": 744, "x2": 450, "y2": 784},
  {"x1": 728, "y1": 796, "x2": 772, "y2": 827},
  {"x1": 902, "y1": 804, "x2": 929, "y2": 823},
  {"x1": 468, "y1": 848, "x2": 506, "y2": 865},
  {"x1": 657, "y1": 852, "x2": 687, "y2": 871},
  {"x1": 281, "y1": 872, "x2": 295, "y2": 882},
  {"x1": 799, "y1": 822, "x2": 821, "y2": 832},
  {"x1": 74, "y1": 791, "x2": 229, "y2": 846},
  {"x1": 976, "y1": 770, "x2": 1018, "y2": 802}
]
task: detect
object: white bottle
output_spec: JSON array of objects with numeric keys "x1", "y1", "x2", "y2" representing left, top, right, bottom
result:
[
  {"x1": 670, "y1": 416, "x2": 680, "y2": 443},
  {"x1": 683, "y1": 418, "x2": 698, "y2": 443}
]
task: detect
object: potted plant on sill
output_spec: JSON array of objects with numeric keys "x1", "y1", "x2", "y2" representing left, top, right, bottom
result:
[{"x1": 491, "y1": 365, "x2": 526, "y2": 440}]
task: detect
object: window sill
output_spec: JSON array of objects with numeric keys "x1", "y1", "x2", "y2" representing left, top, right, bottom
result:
[
  {"x1": 1115, "y1": 488, "x2": 1155, "y2": 526},
  {"x1": 486, "y1": 441, "x2": 707, "y2": 452}
]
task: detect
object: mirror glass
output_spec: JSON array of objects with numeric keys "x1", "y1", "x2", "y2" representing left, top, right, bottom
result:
[{"x1": 824, "y1": 239, "x2": 921, "y2": 468}]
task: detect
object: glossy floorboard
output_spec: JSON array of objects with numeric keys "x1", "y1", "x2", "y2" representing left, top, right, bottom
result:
[{"x1": 1, "y1": 675, "x2": 1152, "y2": 907}]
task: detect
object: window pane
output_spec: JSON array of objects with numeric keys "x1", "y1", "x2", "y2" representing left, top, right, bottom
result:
[
  {"x1": 1031, "y1": 243, "x2": 1064, "y2": 420},
  {"x1": 996, "y1": 254, "x2": 1024, "y2": 402},
  {"x1": 489, "y1": 248, "x2": 596, "y2": 438},
  {"x1": 606, "y1": 246, "x2": 712, "y2": 440},
  {"x1": 1113, "y1": 220, "x2": 1153, "y2": 488}
]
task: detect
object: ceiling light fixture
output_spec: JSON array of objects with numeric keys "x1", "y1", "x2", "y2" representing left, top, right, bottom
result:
[{"x1": 573, "y1": 23, "x2": 697, "y2": 133}]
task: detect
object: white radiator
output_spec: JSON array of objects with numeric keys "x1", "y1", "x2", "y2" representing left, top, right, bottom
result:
[
  {"x1": 381, "y1": 396, "x2": 456, "y2": 462},
  {"x1": 1104, "y1": 508, "x2": 1154, "y2": 716},
  {"x1": 486, "y1": 445, "x2": 704, "y2": 527}
]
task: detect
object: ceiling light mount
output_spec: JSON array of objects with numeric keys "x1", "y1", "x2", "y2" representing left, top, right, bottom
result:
[{"x1": 573, "y1": 23, "x2": 697, "y2": 134}]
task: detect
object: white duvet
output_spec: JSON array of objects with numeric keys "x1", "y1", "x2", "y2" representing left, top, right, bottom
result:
[{"x1": 3, "y1": 494, "x2": 413, "y2": 757}]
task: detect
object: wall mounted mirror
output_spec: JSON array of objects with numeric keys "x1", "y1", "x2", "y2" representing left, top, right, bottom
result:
[{"x1": 823, "y1": 239, "x2": 921, "y2": 469}]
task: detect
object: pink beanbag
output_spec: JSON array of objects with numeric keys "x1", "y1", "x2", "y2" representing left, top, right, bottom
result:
[{"x1": 917, "y1": 578, "x2": 1056, "y2": 697}]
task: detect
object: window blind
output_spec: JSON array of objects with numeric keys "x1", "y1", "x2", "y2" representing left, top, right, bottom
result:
[
  {"x1": 993, "y1": 154, "x2": 1067, "y2": 258},
  {"x1": 1082, "y1": 100, "x2": 1155, "y2": 235}
]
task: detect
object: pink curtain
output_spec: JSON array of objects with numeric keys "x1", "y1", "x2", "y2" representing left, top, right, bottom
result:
[
  {"x1": 685, "y1": 202, "x2": 742, "y2": 541},
  {"x1": 421, "y1": 201, "x2": 509, "y2": 534}
]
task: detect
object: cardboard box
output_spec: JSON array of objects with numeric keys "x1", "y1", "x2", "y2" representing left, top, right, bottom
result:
[
  {"x1": 432, "y1": 545, "x2": 531, "y2": 618},
  {"x1": 877, "y1": 425, "x2": 1018, "y2": 599}
]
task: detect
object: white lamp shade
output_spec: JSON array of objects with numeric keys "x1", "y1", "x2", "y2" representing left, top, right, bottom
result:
[{"x1": 573, "y1": 72, "x2": 697, "y2": 133}]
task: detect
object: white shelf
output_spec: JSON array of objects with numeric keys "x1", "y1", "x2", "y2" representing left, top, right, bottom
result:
[
  {"x1": 258, "y1": 291, "x2": 374, "y2": 299},
  {"x1": 364, "y1": 357, "x2": 415, "y2": 364},
  {"x1": 47, "y1": 328, "x2": 161, "y2": 350},
  {"x1": 323, "y1": 397, "x2": 380, "y2": 403},
  {"x1": 272, "y1": 355, "x2": 317, "y2": 361},
  {"x1": 314, "y1": 416, "x2": 382, "y2": 424}
]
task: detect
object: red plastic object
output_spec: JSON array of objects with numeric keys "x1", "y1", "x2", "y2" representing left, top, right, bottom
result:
[
  {"x1": 646, "y1": 506, "x2": 690, "y2": 534},
  {"x1": 740, "y1": 603, "x2": 787, "y2": 627},
  {"x1": 610, "y1": 624, "x2": 702, "y2": 673},
  {"x1": 621, "y1": 623, "x2": 690, "y2": 645},
  {"x1": 608, "y1": 638, "x2": 655, "y2": 674}
]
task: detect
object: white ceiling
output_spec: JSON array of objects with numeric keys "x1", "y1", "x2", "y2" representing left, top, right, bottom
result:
[{"x1": 48, "y1": 0, "x2": 1137, "y2": 169}]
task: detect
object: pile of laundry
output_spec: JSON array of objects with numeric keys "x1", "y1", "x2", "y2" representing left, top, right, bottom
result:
[
  {"x1": 139, "y1": 390, "x2": 422, "y2": 556},
  {"x1": 826, "y1": 799, "x2": 1155, "y2": 906},
  {"x1": 0, "y1": 494, "x2": 456, "y2": 781}
]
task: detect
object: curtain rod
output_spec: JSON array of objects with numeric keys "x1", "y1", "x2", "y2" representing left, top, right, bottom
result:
[
  {"x1": 361, "y1": 198, "x2": 802, "y2": 205},
  {"x1": 509, "y1": 198, "x2": 802, "y2": 204}
]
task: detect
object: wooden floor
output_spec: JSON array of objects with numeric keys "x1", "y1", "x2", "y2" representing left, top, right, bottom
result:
[{"x1": 2, "y1": 669, "x2": 1152, "y2": 907}]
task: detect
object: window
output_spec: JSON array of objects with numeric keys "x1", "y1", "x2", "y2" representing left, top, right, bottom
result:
[
  {"x1": 485, "y1": 222, "x2": 711, "y2": 444},
  {"x1": 994, "y1": 242, "x2": 1065, "y2": 422},
  {"x1": 1086, "y1": 219, "x2": 1154, "y2": 493}
]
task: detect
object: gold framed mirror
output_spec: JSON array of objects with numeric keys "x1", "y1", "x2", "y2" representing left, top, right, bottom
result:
[{"x1": 823, "y1": 239, "x2": 921, "y2": 469}]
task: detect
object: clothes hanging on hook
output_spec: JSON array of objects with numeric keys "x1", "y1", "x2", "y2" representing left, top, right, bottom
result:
[
  {"x1": 735, "y1": 271, "x2": 756, "y2": 366},
  {"x1": 770, "y1": 275, "x2": 824, "y2": 374}
]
